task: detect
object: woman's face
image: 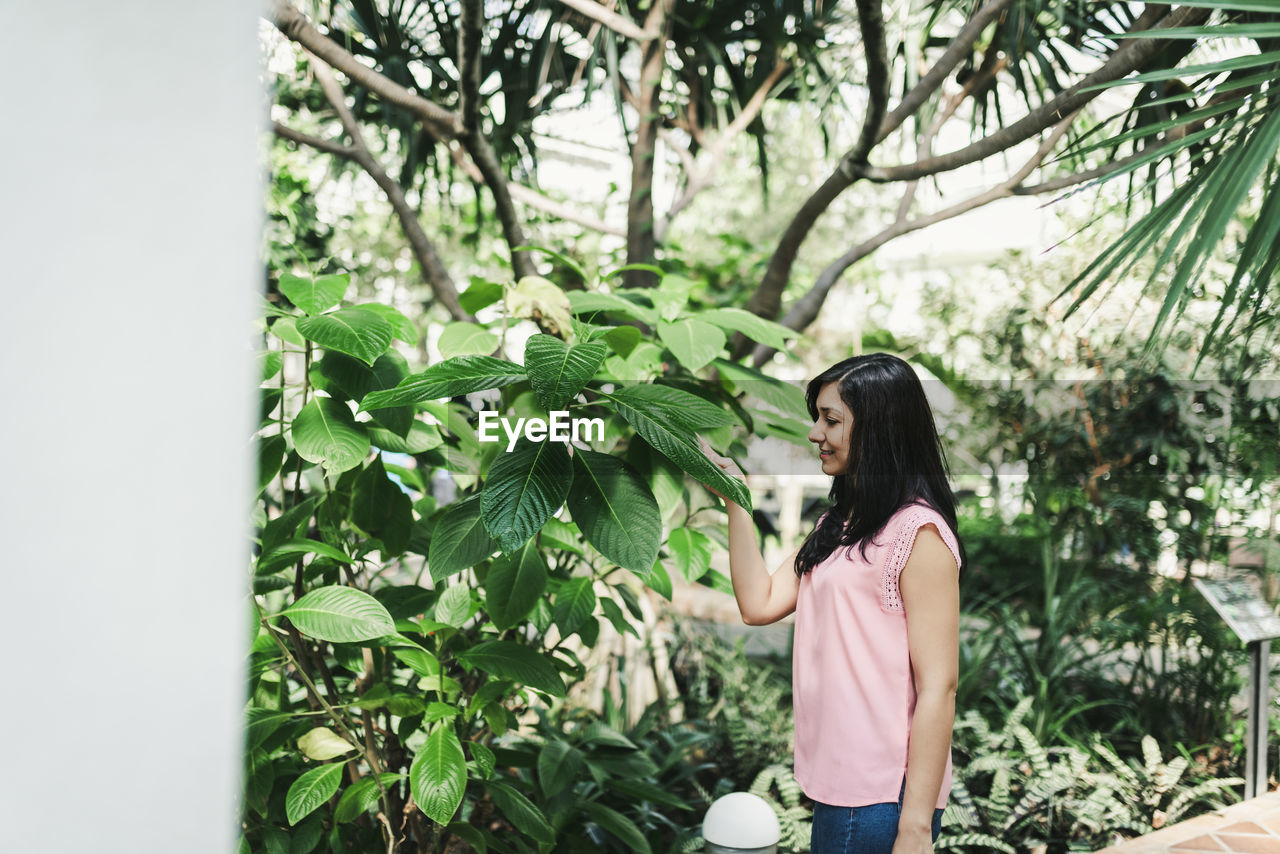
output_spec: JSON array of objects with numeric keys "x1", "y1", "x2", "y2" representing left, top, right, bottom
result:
[{"x1": 807, "y1": 381, "x2": 854, "y2": 475}]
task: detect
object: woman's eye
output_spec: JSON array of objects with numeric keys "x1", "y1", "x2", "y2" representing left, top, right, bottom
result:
[{"x1": 825, "y1": 419, "x2": 838, "y2": 426}]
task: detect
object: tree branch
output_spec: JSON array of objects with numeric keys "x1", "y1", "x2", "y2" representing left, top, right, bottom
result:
[
  {"x1": 750, "y1": 116, "x2": 1076, "y2": 366},
  {"x1": 310, "y1": 58, "x2": 470, "y2": 321},
  {"x1": 737, "y1": 3, "x2": 1205, "y2": 358},
  {"x1": 268, "y1": 0, "x2": 457, "y2": 138},
  {"x1": 270, "y1": 0, "x2": 535, "y2": 280},
  {"x1": 853, "y1": 0, "x2": 891, "y2": 165},
  {"x1": 458, "y1": 0, "x2": 483, "y2": 137},
  {"x1": 623, "y1": 0, "x2": 674, "y2": 287},
  {"x1": 555, "y1": 0, "x2": 655, "y2": 41},
  {"x1": 859, "y1": 5, "x2": 1207, "y2": 183},
  {"x1": 656, "y1": 59, "x2": 790, "y2": 241},
  {"x1": 273, "y1": 122, "x2": 356, "y2": 158},
  {"x1": 877, "y1": 0, "x2": 1019, "y2": 143}
]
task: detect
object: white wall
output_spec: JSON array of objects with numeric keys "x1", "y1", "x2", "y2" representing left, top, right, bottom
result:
[{"x1": 0, "y1": 3, "x2": 261, "y2": 852}]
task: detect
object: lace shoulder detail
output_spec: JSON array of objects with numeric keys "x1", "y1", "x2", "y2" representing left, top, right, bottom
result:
[{"x1": 880, "y1": 504, "x2": 962, "y2": 613}]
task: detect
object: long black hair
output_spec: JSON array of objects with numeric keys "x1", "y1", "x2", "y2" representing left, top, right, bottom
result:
[{"x1": 794, "y1": 353, "x2": 967, "y2": 577}]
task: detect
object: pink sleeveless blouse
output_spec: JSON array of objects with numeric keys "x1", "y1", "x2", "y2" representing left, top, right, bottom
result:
[{"x1": 792, "y1": 503, "x2": 962, "y2": 808}]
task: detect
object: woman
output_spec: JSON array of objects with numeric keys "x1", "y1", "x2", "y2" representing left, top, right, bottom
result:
[{"x1": 697, "y1": 353, "x2": 965, "y2": 854}]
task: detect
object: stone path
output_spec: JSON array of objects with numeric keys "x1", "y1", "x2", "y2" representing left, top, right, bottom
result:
[{"x1": 1095, "y1": 792, "x2": 1280, "y2": 853}]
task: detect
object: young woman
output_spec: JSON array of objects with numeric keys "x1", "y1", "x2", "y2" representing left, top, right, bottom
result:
[{"x1": 697, "y1": 353, "x2": 965, "y2": 854}]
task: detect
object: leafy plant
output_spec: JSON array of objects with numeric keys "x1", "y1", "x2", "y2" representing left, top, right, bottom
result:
[{"x1": 244, "y1": 265, "x2": 806, "y2": 852}]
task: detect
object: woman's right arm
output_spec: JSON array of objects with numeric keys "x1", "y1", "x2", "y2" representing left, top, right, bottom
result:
[
  {"x1": 698, "y1": 435, "x2": 801, "y2": 625},
  {"x1": 724, "y1": 501, "x2": 801, "y2": 625}
]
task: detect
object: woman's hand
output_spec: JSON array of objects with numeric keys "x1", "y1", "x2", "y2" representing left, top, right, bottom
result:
[
  {"x1": 696, "y1": 434, "x2": 747, "y2": 504},
  {"x1": 891, "y1": 824, "x2": 933, "y2": 854}
]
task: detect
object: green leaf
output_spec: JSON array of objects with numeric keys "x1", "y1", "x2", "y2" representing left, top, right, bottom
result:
[
  {"x1": 270, "y1": 316, "x2": 306, "y2": 347},
  {"x1": 568, "y1": 291, "x2": 659, "y2": 325},
  {"x1": 524, "y1": 334, "x2": 608, "y2": 411},
  {"x1": 258, "y1": 435, "x2": 286, "y2": 492},
  {"x1": 260, "y1": 496, "x2": 319, "y2": 554},
  {"x1": 601, "y1": 391, "x2": 751, "y2": 510},
  {"x1": 291, "y1": 397, "x2": 369, "y2": 474},
  {"x1": 262, "y1": 350, "x2": 283, "y2": 381},
  {"x1": 297, "y1": 727, "x2": 355, "y2": 761},
  {"x1": 553, "y1": 577, "x2": 597, "y2": 636},
  {"x1": 410, "y1": 724, "x2": 467, "y2": 826},
  {"x1": 368, "y1": 422, "x2": 442, "y2": 454},
  {"x1": 351, "y1": 457, "x2": 413, "y2": 555},
  {"x1": 297, "y1": 308, "x2": 394, "y2": 366},
  {"x1": 565, "y1": 448, "x2": 661, "y2": 572},
  {"x1": 438, "y1": 322, "x2": 500, "y2": 358},
  {"x1": 361, "y1": 356, "x2": 526, "y2": 411},
  {"x1": 457, "y1": 641, "x2": 567, "y2": 697},
  {"x1": 246, "y1": 708, "x2": 295, "y2": 750},
  {"x1": 698, "y1": 307, "x2": 797, "y2": 350},
  {"x1": 485, "y1": 781, "x2": 555, "y2": 844},
  {"x1": 537, "y1": 739, "x2": 585, "y2": 798},
  {"x1": 279, "y1": 272, "x2": 348, "y2": 315},
  {"x1": 351, "y1": 303, "x2": 418, "y2": 344},
  {"x1": 261, "y1": 538, "x2": 352, "y2": 567},
  {"x1": 657, "y1": 319, "x2": 725, "y2": 371},
  {"x1": 334, "y1": 773, "x2": 405, "y2": 824},
  {"x1": 712, "y1": 358, "x2": 809, "y2": 419},
  {"x1": 284, "y1": 586, "x2": 396, "y2": 643},
  {"x1": 313, "y1": 350, "x2": 408, "y2": 407},
  {"x1": 635, "y1": 557, "x2": 672, "y2": 600},
  {"x1": 485, "y1": 540, "x2": 549, "y2": 630},
  {"x1": 481, "y1": 438, "x2": 573, "y2": 553},
  {"x1": 445, "y1": 823, "x2": 488, "y2": 853},
  {"x1": 668, "y1": 527, "x2": 712, "y2": 583},
  {"x1": 285, "y1": 762, "x2": 344, "y2": 825},
  {"x1": 607, "y1": 384, "x2": 736, "y2": 429},
  {"x1": 582, "y1": 802, "x2": 651, "y2": 854},
  {"x1": 459, "y1": 278, "x2": 504, "y2": 314},
  {"x1": 434, "y1": 583, "x2": 472, "y2": 628},
  {"x1": 428, "y1": 493, "x2": 498, "y2": 582},
  {"x1": 470, "y1": 742, "x2": 496, "y2": 780}
]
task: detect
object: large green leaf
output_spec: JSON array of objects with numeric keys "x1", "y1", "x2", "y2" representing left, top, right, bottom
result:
[
  {"x1": 334, "y1": 773, "x2": 405, "y2": 824},
  {"x1": 352, "y1": 303, "x2": 417, "y2": 344},
  {"x1": 581, "y1": 802, "x2": 651, "y2": 854},
  {"x1": 351, "y1": 457, "x2": 413, "y2": 555},
  {"x1": 657, "y1": 319, "x2": 725, "y2": 371},
  {"x1": 361, "y1": 355, "x2": 527, "y2": 411},
  {"x1": 427, "y1": 493, "x2": 498, "y2": 583},
  {"x1": 368, "y1": 422, "x2": 442, "y2": 454},
  {"x1": 481, "y1": 438, "x2": 573, "y2": 553},
  {"x1": 698, "y1": 307, "x2": 797, "y2": 350},
  {"x1": 457, "y1": 641, "x2": 567, "y2": 697},
  {"x1": 410, "y1": 724, "x2": 467, "y2": 826},
  {"x1": 601, "y1": 392, "x2": 751, "y2": 510},
  {"x1": 285, "y1": 762, "x2": 344, "y2": 826},
  {"x1": 279, "y1": 273, "x2": 348, "y2": 315},
  {"x1": 313, "y1": 351, "x2": 409, "y2": 428},
  {"x1": 606, "y1": 384, "x2": 736, "y2": 429},
  {"x1": 523, "y1": 334, "x2": 608, "y2": 411},
  {"x1": 553, "y1": 577, "x2": 596, "y2": 636},
  {"x1": 484, "y1": 781, "x2": 555, "y2": 844},
  {"x1": 438, "y1": 322, "x2": 499, "y2": 358},
  {"x1": 668, "y1": 527, "x2": 713, "y2": 583},
  {"x1": 565, "y1": 448, "x2": 661, "y2": 572},
  {"x1": 283, "y1": 586, "x2": 396, "y2": 643},
  {"x1": 484, "y1": 540, "x2": 549, "y2": 630},
  {"x1": 291, "y1": 397, "x2": 369, "y2": 474},
  {"x1": 433, "y1": 583, "x2": 472, "y2": 628},
  {"x1": 537, "y1": 739, "x2": 584, "y2": 798},
  {"x1": 712, "y1": 358, "x2": 809, "y2": 419},
  {"x1": 297, "y1": 308, "x2": 394, "y2": 365},
  {"x1": 568, "y1": 291, "x2": 659, "y2": 325}
]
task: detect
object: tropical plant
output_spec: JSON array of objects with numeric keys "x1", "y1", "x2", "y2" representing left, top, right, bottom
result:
[
  {"x1": 942, "y1": 698, "x2": 1244, "y2": 853},
  {"x1": 245, "y1": 263, "x2": 808, "y2": 852}
]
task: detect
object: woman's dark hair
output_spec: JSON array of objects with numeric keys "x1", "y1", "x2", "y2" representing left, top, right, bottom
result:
[{"x1": 794, "y1": 353, "x2": 967, "y2": 577}]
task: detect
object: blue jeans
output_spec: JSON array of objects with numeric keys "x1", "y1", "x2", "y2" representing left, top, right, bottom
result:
[{"x1": 810, "y1": 784, "x2": 943, "y2": 853}]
